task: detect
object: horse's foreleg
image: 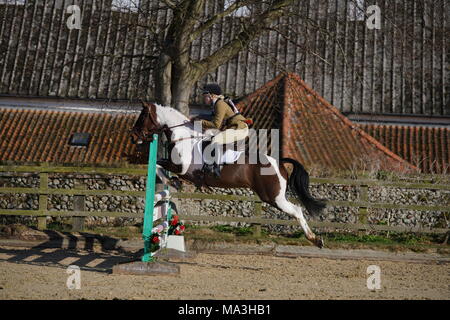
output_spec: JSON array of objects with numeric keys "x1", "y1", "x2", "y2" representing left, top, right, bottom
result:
[
  {"x1": 155, "y1": 164, "x2": 171, "y2": 184},
  {"x1": 156, "y1": 161, "x2": 183, "y2": 190},
  {"x1": 156, "y1": 159, "x2": 183, "y2": 174}
]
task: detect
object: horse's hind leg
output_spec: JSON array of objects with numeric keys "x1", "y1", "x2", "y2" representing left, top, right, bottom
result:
[
  {"x1": 254, "y1": 189, "x2": 324, "y2": 249},
  {"x1": 254, "y1": 158, "x2": 324, "y2": 248},
  {"x1": 274, "y1": 194, "x2": 324, "y2": 248}
]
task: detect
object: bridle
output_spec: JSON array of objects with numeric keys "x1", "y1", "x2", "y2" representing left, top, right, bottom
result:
[{"x1": 134, "y1": 111, "x2": 204, "y2": 144}]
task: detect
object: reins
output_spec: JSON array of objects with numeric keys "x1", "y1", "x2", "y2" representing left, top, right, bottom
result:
[
  {"x1": 160, "y1": 121, "x2": 206, "y2": 144},
  {"x1": 139, "y1": 107, "x2": 204, "y2": 144},
  {"x1": 166, "y1": 122, "x2": 190, "y2": 130}
]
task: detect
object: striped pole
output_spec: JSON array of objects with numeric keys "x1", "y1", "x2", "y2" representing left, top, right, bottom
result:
[{"x1": 142, "y1": 134, "x2": 158, "y2": 262}]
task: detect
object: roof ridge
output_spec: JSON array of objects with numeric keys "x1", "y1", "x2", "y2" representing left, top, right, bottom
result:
[
  {"x1": 363, "y1": 122, "x2": 450, "y2": 131},
  {"x1": 237, "y1": 73, "x2": 285, "y2": 108},
  {"x1": 0, "y1": 107, "x2": 121, "y2": 118},
  {"x1": 285, "y1": 73, "x2": 419, "y2": 172}
]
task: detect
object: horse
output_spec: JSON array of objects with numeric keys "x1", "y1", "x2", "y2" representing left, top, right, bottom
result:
[{"x1": 130, "y1": 101, "x2": 327, "y2": 248}]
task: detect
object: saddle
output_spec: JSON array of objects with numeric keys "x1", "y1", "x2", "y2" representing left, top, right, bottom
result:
[
  {"x1": 198, "y1": 137, "x2": 246, "y2": 179},
  {"x1": 200, "y1": 138, "x2": 246, "y2": 163}
]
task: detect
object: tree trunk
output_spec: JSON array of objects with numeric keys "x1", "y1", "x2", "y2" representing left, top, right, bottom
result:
[
  {"x1": 154, "y1": 51, "x2": 196, "y2": 116},
  {"x1": 171, "y1": 73, "x2": 194, "y2": 116},
  {"x1": 154, "y1": 52, "x2": 172, "y2": 106},
  {"x1": 167, "y1": 54, "x2": 195, "y2": 116}
]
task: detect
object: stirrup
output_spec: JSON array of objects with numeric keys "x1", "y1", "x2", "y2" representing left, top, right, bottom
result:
[
  {"x1": 212, "y1": 163, "x2": 221, "y2": 178},
  {"x1": 202, "y1": 163, "x2": 213, "y2": 175},
  {"x1": 201, "y1": 163, "x2": 221, "y2": 178}
]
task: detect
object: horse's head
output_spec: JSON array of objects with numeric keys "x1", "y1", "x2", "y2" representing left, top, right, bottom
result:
[{"x1": 130, "y1": 101, "x2": 162, "y2": 145}]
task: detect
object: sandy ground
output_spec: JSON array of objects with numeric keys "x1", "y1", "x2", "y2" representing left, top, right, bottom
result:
[{"x1": 0, "y1": 245, "x2": 448, "y2": 300}]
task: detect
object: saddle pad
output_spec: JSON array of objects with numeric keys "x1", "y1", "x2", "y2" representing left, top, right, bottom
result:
[{"x1": 195, "y1": 138, "x2": 243, "y2": 165}]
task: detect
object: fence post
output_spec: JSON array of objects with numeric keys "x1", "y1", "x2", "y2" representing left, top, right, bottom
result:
[
  {"x1": 358, "y1": 184, "x2": 369, "y2": 224},
  {"x1": 37, "y1": 172, "x2": 48, "y2": 230},
  {"x1": 253, "y1": 200, "x2": 262, "y2": 237},
  {"x1": 72, "y1": 180, "x2": 85, "y2": 232}
]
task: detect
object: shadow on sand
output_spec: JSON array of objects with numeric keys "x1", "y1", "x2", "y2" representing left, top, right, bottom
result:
[{"x1": 0, "y1": 228, "x2": 140, "y2": 273}]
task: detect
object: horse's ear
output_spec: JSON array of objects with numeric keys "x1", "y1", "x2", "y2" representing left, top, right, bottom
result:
[
  {"x1": 141, "y1": 99, "x2": 149, "y2": 109},
  {"x1": 147, "y1": 102, "x2": 158, "y2": 124}
]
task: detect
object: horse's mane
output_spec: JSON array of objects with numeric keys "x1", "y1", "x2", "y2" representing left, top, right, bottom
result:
[
  {"x1": 154, "y1": 104, "x2": 197, "y2": 132},
  {"x1": 155, "y1": 104, "x2": 188, "y2": 119}
]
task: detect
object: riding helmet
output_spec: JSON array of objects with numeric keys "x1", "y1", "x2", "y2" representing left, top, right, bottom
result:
[{"x1": 202, "y1": 83, "x2": 222, "y2": 96}]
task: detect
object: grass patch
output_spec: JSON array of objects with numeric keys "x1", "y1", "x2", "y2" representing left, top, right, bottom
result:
[
  {"x1": 324, "y1": 233, "x2": 395, "y2": 245},
  {"x1": 84, "y1": 226, "x2": 141, "y2": 239},
  {"x1": 184, "y1": 226, "x2": 449, "y2": 253},
  {"x1": 77, "y1": 224, "x2": 447, "y2": 252},
  {"x1": 46, "y1": 221, "x2": 73, "y2": 233},
  {"x1": 185, "y1": 225, "x2": 256, "y2": 242},
  {"x1": 212, "y1": 225, "x2": 254, "y2": 236}
]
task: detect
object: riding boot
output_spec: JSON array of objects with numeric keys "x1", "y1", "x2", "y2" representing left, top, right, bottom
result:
[
  {"x1": 201, "y1": 139, "x2": 212, "y2": 175},
  {"x1": 202, "y1": 162, "x2": 221, "y2": 178},
  {"x1": 201, "y1": 143, "x2": 221, "y2": 178},
  {"x1": 201, "y1": 162, "x2": 213, "y2": 175},
  {"x1": 212, "y1": 163, "x2": 221, "y2": 178},
  {"x1": 210, "y1": 144, "x2": 222, "y2": 178}
]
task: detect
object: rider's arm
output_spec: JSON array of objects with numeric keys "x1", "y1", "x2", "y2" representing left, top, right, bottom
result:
[{"x1": 201, "y1": 100, "x2": 227, "y2": 129}]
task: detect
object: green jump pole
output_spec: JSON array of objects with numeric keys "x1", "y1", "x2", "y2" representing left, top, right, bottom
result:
[
  {"x1": 142, "y1": 134, "x2": 158, "y2": 262},
  {"x1": 163, "y1": 140, "x2": 173, "y2": 222}
]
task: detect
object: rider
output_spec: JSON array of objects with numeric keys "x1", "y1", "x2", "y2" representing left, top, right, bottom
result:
[{"x1": 195, "y1": 83, "x2": 249, "y2": 177}]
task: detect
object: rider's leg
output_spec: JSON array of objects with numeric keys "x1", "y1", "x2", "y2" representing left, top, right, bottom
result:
[
  {"x1": 201, "y1": 139, "x2": 220, "y2": 177},
  {"x1": 203, "y1": 127, "x2": 249, "y2": 177},
  {"x1": 201, "y1": 130, "x2": 231, "y2": 177},
  {"x1": 212, "y1": 127, "x2": 249, "y2": 145},
  {"x1": 210, "y1": 128, "x2": 249, "y2": 176}
]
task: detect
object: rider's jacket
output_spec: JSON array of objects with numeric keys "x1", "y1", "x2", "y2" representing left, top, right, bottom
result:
[{"x1": 201, "y1": 99, "x2": 247, "y2": 130}]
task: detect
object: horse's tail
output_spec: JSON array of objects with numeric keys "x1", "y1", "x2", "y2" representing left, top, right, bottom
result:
[{"x1": 280, "y1": 158, "x2": 327, "y2": 216}]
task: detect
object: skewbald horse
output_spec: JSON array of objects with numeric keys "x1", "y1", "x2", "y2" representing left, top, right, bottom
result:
[{"x1": 131, "y1": 101, "x2": 327, "y2": 248}]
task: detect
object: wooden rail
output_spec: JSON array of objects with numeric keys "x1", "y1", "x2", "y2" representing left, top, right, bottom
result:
[{"x1": 0, "y1": 165, "x2": 449, "y2": 235}]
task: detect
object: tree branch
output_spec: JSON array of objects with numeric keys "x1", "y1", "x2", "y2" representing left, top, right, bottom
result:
[
  {"x1": 161, "y1": 0, "x2": 178, "y2": 10},
  {"x1": 165, "y1": 0, "x2": 205, "y2": 58},
  {"x1": 190, "y1": 0, "x2": 256, "y2": 42},
  {"x1": 192, "y1": 0, "x2": 296, "y2": 77}
]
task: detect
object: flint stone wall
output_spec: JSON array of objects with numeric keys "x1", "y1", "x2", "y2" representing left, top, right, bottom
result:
[{"x1": 0, "y1": 173, "x2": 448, "y2": 233}]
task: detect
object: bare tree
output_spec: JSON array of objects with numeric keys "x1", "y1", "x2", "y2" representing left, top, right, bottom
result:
[{"x1": 138, "y1": 0, "x2": 295, "y2": 115}]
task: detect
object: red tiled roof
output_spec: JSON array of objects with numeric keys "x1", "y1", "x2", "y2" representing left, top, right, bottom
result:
[
  {"x1": 360, "y1": 124, "x2": 450, "y2": 174},
  {"x1": 237, "y1": 73, "x2": 419, "y2": 173},
  {"x1": 0, "y1": 108, "x2": 138, "y2": 165},
  {"x1": 236, "y1": 74, "x2": 284, "y2": 154}
]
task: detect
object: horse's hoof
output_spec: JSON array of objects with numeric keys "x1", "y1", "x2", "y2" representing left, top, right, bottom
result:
[
  {"x1": 316, "y1": 237, "x2": 324, "y2": 249},
  {"x1": 170, "y1": 178, "x2": 182, "y2": 191}
]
